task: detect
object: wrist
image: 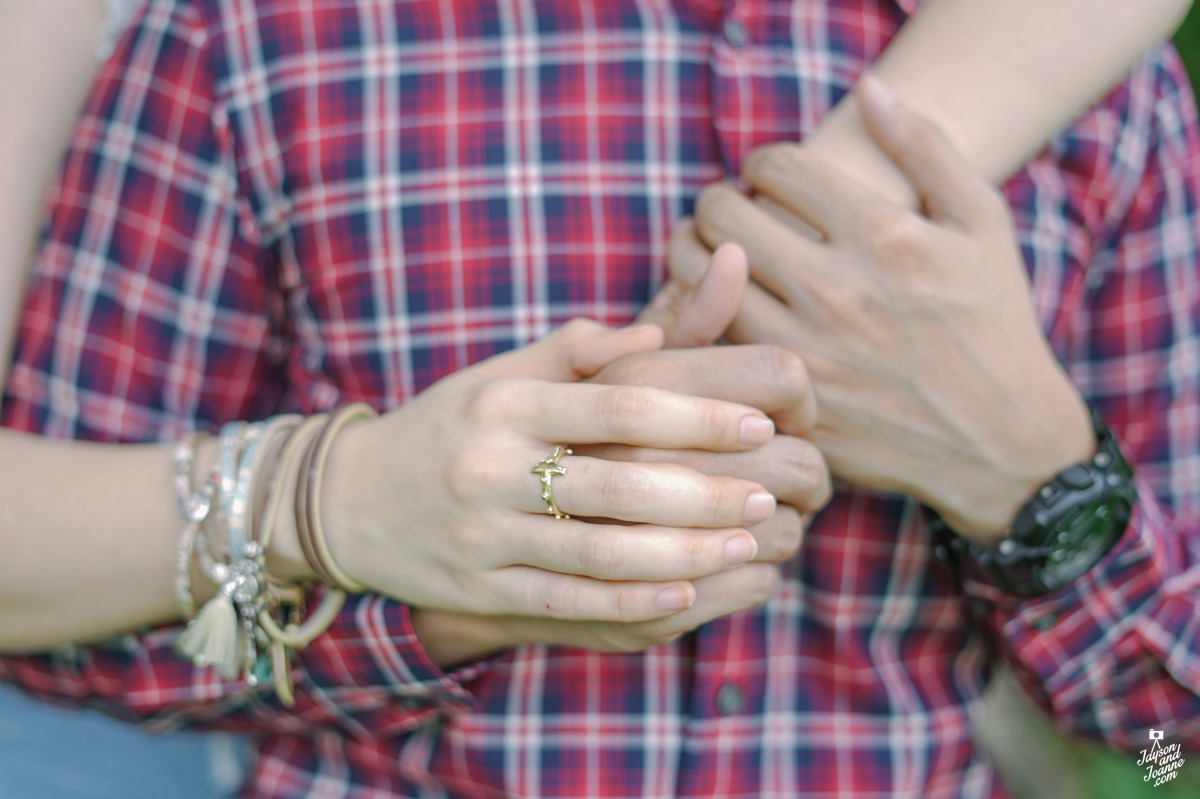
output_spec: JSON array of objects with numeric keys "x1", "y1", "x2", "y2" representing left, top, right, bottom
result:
[
  {"x1": 935, "y1": 381, "x2": 1095, "y2": 546},
  {"x1": 801, "y1": 101, "x2": 918, "y2": 210},
  {"x1": 311, "y1": 415, "x2": 377, "y2": 589},
  {"x1": 932, "y1": 408, "x2": 1135, "y2": 598}
]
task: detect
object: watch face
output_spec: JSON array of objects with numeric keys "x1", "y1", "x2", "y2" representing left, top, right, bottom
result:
[
  {"x1": 931, "y1": 410, "x2": 1136, "y2": 598},
  {"x1": 1036, "y1": 500, "x2": 1128, "y2": 588}
]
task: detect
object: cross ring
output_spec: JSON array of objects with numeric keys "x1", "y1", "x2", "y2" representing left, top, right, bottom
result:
[{"x1": 531, "y1": 446, "x2": 573, "y2": 519}]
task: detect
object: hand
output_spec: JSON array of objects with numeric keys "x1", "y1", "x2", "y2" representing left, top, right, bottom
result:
[
  {"x1": 685, "y1": 77, "x2": 1094, "y2": 544},
  {"x1": 638, "y1": 240, "x2": 749, "y2": 348},
  {"x1": 414, "y1": 562, "x2": 783, "y2": 667},
  {"x1": 410, "y1": 298, "x2": 835, "y2": 666},
  {"x1": 290, "y1": 319, "x2": 781, "y2": 623},
  {"x1": 582, "y1": 342, "x2": 831, "y2": 562}
]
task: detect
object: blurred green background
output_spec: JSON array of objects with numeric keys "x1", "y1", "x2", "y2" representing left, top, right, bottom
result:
[
  {"x1": 983, "y1": 13, "x2": 1200, "y2": 799},
  {"x1": 1176, "y1": 4, "x2": 1200, "y2": 90}
]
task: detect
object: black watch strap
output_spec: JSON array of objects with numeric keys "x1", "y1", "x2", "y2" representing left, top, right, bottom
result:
[{"x1": 931, "y1": 410, "x2": 1137, "y2": 598}]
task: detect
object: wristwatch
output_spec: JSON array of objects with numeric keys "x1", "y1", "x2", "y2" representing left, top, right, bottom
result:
[{"x1": 931, "y1": 409, "x2": 1137, "y2": 598}]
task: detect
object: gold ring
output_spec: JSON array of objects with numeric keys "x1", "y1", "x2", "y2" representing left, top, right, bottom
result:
[{"x1": 531, "y1": 446, "x2": 573, "y2": 519}]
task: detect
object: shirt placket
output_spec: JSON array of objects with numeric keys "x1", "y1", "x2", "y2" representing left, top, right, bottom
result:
[{"x1": 676, "y1": 611, "x2": 766, "y2": 796}]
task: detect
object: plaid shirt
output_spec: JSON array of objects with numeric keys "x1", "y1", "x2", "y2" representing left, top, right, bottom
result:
[{"x1": 3, "y1": 0, "x2": 1200, "y2": 796}]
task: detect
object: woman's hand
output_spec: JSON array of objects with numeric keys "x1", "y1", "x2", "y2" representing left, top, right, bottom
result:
[
  {"x1": 290, "y1": 319, "x2": 781, "y2": 623},
  {"x1": 413, "y1": 561, "x2": 784, "y2": 667},
  {"x1": 411, "y1": 334, "x2": 834, "y2": 668}
]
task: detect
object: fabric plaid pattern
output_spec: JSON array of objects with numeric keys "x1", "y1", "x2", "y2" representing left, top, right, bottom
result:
[{"x1": 3, "y1": 1, "x2": 1199, "y2": 796}]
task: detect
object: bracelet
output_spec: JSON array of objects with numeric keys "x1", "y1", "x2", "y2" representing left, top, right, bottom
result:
[
  {"x1": 172, "y1": 411, "x2": 365, "y2": 704},
  {"x1": 218, "y1": 419, "x2": 255, "y2": 556},
  {"x1": 293, "y1": 403, "x2": 378, "y2": 593},
  {"x1": 258, "y1": 416, "x2": 347, "y2": 647},
  {"x1": 172, "y1": 435, "x2": 219, "y2": 620},
  {"x1": 176, "y1": 422, "x2": 261, "y2": 680}
]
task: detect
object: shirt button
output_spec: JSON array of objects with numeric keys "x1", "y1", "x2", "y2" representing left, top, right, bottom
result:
[
  {"x1": 715, "y1": 683, "x2": 745, "y2": 716},
  {"x1": 723, "y1": 18, "x2": 748, "y2": 49}
]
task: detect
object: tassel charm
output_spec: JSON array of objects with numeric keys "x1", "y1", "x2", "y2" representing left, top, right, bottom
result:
[
  {"x1": 175, "y1": 578, "x2": 242, "y2": 680},
  {"x1": 175, "y1": 559, "x2": 265, "y2": 681}
]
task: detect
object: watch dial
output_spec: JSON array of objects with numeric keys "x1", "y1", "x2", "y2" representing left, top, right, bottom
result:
[{"x1": 1037, "y1": 501, "x2": 1126, "y2": 587}]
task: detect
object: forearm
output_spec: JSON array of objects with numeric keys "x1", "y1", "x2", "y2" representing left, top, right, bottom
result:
[
  {"x1": 804, "y1": 0, "x2": 1192, "y2": 206},
  {"x1": 0, "y1": 432, "x2": 217, "y2": 651}
]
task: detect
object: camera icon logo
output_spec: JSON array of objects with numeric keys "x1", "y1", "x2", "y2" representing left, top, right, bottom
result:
[{"x1": 1149, "y1": 729, "x2": 1164, "y2": 741}]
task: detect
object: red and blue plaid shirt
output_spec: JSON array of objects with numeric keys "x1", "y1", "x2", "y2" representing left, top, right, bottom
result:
[{"x1": 3, "y1": 1, "x2": 1200, "y2": 796}]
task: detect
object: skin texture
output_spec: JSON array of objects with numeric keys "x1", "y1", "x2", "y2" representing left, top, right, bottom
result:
[
  {"x1": 680, "y1": 79, "x2": 1095, "y2": 544},
  {"x1": 0, "y1": 0, "x2": 1189, "y2": 655}
]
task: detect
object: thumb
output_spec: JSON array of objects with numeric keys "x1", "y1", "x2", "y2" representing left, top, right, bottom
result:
[
  {"x1": 855, "y1": 75, "x2": 997, "y2": 229},
  {"x1": 472, "y1": 319, "x2": 665, "y2": 382},
  {"x1": 639, "y1": 238, "x2": 748, "y2": 348}
]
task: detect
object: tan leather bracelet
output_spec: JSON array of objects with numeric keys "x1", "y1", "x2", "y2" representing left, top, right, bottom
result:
[
  {"x1": 294, "y1": 403, "x2": 378, "y2": 593},
  {"x1": 257, "y1": 413, "x2": 346, "y2": 646}
]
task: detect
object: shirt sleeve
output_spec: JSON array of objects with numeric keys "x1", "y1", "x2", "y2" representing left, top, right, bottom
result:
[
  {"x1": 961, "y1": 48, "x2": 1200, "y2": 751},
  {"x1": 0, "y1": 0, "x2": 485, "y2": 740}
]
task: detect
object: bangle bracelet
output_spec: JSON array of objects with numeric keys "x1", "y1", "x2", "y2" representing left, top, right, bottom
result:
[
  {"x1": 294, "y1": 403, "x2": 377, "y2": 593},
  {"x1": 215, "y1": 421, "x2": 247, "y2": 561},
  {"x1": 257, "y1": 414, "x2": 347, "y2": 647},
  {"x1": 221, "y1": 421, "x2": 259, "y2": 561},
  {"x1": 254, "y1": 414, "x2": 345, "y2": 707}
]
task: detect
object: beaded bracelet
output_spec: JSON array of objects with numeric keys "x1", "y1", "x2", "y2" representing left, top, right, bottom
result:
[
  {"x1": 171, "y1": 435, "x2": 219, "y2": 620},
  {"x1": 172, "y1": 409, "x2": 372, "y2": 701},
  {"x1": 176, "y1": 418, "x2": 297, "y2": 682}
]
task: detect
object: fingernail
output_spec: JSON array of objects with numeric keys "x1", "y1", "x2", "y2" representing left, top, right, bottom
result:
[
  {"x1": 724, "y1": 535, "x2": 758, "y2": 568},
  {"x1": 743, "y1": 491, "x2": 776, "y2": 524},
  {"x1": 739, "y1": 415, "x2": 774, "y2": 446},
  {"x1": 656, "y1": 585, "x2": 694, "y2": 613}
]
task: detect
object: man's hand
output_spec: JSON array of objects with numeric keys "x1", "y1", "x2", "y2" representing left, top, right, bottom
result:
[
  {"x1": 583, "y1": 341, "x2": 831, "y2": 562},
  {"x1": 639, "y1": 238, "x2": 749, "y2": 348},
  {"x1": 683, "y1": 76, "x2": 1094, "y2": 545}
]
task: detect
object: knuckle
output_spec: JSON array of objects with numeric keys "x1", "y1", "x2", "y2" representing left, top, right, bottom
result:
[
  {"x1": 612, "y1": 589, "x2": 653, "y2": 626},
  {"x1": 594, "y1": 386, "x2": 655, "y2": 437},
  {"x1": 574, "y1": 530, "x2": 623, "y2": 578},
  {"x1": 742, "y1": 564, "x2": 782, "y2": 608},
  {"x1": 800, "y1": 450, "x2": 833, "y2": 510},
  {"x1": 595, "y1": 464, "x2": 653, "y2": 514},
  {"x1": 694, "y1": 183, "x2": 739, "y2": 236},
  {"x1": 690, "y1": 401, "x2": 732, "y2": 447},
  {"x1": 666, "y1": 222, "x2": 711, "y2": 288},
  {"x1": 893, "y1": 114, "x2": 942, "y2": 161},
  {"x1": 462, "y1": 379, "x2": 516, "y2": 425},
  {"x1": 558, "y1": 317, "x2": 602, "y2": 344},
  {"x1": 701, "y1": 477, "x2": 747, "y2": 527},
  {"x1": 861, "y1": 207, "x2": 925, "y2": 262},
  {"x1": 754, "y1": 508, "x2": 803, "y2": 562},
  {"x1": 442, "y1": 447, "x2": 492, "y2": 505},
  {"x1": 756, "y1": 346, "x2": 810, "y2": 397},
  {"x1": 599, "y1": 353, "x2": 664, "y2": 389}
]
